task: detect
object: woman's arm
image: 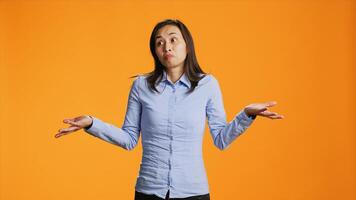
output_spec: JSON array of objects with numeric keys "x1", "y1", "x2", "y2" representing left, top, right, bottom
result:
[
  {"x1": 83, "y1": 76, "x2": 142, "y2": 151},
  {"x1": 206, "y1": 76, "x2": 255, "y2": 151}
]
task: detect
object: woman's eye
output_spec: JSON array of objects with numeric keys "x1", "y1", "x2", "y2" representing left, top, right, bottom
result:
[
  {"x1": 171, "y1": 38, "x2": 177, "y2": 42},
  {"x1": 156, "y1": 41, "x2": 163, "y2": 46}
]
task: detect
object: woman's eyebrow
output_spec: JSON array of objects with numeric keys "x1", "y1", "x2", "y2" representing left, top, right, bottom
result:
[{"x1": 155, "y1": 32, "x2": 178, "y2": 39}]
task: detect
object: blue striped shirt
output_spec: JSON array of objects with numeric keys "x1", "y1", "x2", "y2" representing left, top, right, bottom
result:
[{"x1": 84, "y1": 70, "x2": 255, "y2": 198}]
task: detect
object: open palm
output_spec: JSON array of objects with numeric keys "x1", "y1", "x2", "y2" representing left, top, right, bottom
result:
[
  {"x1": 55, "y1": 115, "x2": 92, "y2": 138},
  {"x1": 244, "y1": 101, "x2": 284, "y2": 119}
]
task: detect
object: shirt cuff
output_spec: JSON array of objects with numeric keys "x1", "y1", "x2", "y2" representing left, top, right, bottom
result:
[
  {"x1": 83, "y1": 115, "x2": 94, "y2": 131},
  {"x1": 236, "y1": 109, "x2": 255, "y2": 127}
]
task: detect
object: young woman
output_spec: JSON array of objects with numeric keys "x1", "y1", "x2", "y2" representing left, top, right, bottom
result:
[{"x1": 55, "y1": 19, "x2": 284, "y2": 200}]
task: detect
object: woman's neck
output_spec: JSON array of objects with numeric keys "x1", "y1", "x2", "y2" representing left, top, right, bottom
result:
[{"x1": 166, "y1": 67, "x2": 184, "y2": 83}]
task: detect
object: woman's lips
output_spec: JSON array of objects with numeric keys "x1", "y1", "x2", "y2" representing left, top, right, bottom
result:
[{"x1": 164, "y1": 54, "x2": 173, "y2": 59}]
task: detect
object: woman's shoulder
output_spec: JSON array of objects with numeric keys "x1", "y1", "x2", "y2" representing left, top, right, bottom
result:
[
  {"x1": 131, "y1": 73, "x2": 149, "y2": 81},
  {"x1": 129, "y1": 74, "x2": 145, "y2": 89},
  {"x1": 132, "y1": 72, "x2": 151, "y2": 81},
  {"x1": 197, "y1": 73, "x2": 218, "y2": 87},
  {"x1": 130, "y1": 73, "x2": 152, "y2": 90}
]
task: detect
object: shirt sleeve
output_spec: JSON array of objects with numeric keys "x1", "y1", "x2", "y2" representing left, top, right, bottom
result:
[
  {"x1": 206, "y1": 75, "x2": 255, "y2": 150},
  {"x1": 83, "y1": 76, "x2": 142, "y2": 151}
]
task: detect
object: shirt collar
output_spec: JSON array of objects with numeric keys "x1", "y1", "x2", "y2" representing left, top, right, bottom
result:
[{"x1": 161, "y1": 70, "x2": 191, "y2": 89}]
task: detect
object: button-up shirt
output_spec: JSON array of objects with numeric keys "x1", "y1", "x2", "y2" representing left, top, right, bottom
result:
[{"x1": 84, "y1": 70, "x2": 255, "y2": 199}]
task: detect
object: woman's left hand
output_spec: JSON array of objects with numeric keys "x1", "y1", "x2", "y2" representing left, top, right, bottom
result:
[{"x1": 244, "y1": 101, "x2": 284, "y2": 120}]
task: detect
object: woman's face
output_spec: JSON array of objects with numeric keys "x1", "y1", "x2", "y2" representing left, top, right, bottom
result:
[{"x1": 154, "y1": 25, "x2": 187, "y2": 70}]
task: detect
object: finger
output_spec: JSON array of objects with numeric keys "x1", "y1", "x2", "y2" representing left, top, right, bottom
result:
[
  {"x1": 267, "y1": 115, "x2": 284, "y2": 119},
  {"x1": 264, "y1": 101, "x2": 277, "y2": 107},
  {"x1": 259, "y1": 110, "x2": 277, "y2": 116},
  {"x1": 57, "y1": 126, "x2": 80, "y2": 135},
  {"x1": 55, "y1": 127, "x2": 79, "y2": 138},
  {"x1": 63, "y1": 118, "x2": 74, "y2": 122},
  {"x1": 63, "y1": 119, "x2": 80, "y2": 126},
  {"x1": 63, "y1": 118, "x2": 73, "y2": 124},
  {"x1": 55, "y1": 129, "x2": 78, "y2": 138},
  {"x1": 55, "y1": 132, "x2": 70, "y2": 138}
]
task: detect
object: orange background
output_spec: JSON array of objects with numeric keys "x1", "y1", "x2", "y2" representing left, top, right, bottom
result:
[{"x1": 1, "y1": 0, "x2": 355, "y2": 199}]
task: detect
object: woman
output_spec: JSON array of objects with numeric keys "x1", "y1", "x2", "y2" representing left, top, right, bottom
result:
[{"x1": 55, "y1": 19, "x2": 284, "y2": 200}]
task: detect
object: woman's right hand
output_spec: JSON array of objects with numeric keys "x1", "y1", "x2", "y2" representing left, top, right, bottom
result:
[{"x1": 55, "y1": 115, "x2": 93, "y2": 138}]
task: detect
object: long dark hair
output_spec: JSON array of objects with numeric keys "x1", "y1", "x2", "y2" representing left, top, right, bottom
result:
[{"x1": 131, "y1": 19, "x2": 206, "y2": 94}]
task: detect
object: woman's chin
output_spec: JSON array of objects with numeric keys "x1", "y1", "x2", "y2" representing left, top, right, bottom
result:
[
  {"x1": 164, "y1": 63, "x2": 176, "y2": 69},
  {"x1": 162, "y1": 60, "x2": 184, "y2": 69}
]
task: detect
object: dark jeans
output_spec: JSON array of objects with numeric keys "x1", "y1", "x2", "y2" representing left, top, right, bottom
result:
[{"x1": 135, "y1": 190, "x2": 210, "y2": 200}]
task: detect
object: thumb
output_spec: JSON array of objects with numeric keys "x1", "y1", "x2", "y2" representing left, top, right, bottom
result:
[{"x1": 264, "y1": 101, "x2": 277, "y2": 107}]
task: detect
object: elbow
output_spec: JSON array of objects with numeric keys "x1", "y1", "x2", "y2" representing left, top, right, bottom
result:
[
  {"x1": 108, "y1": 136, "x2": 138, "y2": 151},
  {"x1": 122, "y1": 140, "x2": 139, "y2": 151},
  {"x1": 105, "y1": 139, "x2": 136, "y2": 151},
  {"x1": 215, "y1": 143, "x2": 228, "y2": 151},
  {"x1": 125, "y1": 143, "x2": 137, "y2": 151},
  {"x1": 121, "y1": 129, "x2": 140, "y2": 151},
  {"x1": 123, "y1": 135, "x2": 139, "y2": 151},
  {"x1": 124, "y1": 146, "x2": 134, "y2": 151},
  {"x1": 213, "y1": 137, "x2": 229, "y2": 151}
]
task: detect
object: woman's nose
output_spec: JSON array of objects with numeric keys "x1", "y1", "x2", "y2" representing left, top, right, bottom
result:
[{"x1": 164, "y1": 43, "x2": 172, "y2": 52}]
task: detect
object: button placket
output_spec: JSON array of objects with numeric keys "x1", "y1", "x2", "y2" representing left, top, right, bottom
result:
[{"x1": 167, "y1": 84, "x2": 176, "y2": 187}]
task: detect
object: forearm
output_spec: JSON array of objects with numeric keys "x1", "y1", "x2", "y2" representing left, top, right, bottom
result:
[
  {"x1": 213, "y1": 109, "x2": 255, "y2": 150},
  {"x1": 83, "y1": 116, "x2": 139, "y2": 150}
]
